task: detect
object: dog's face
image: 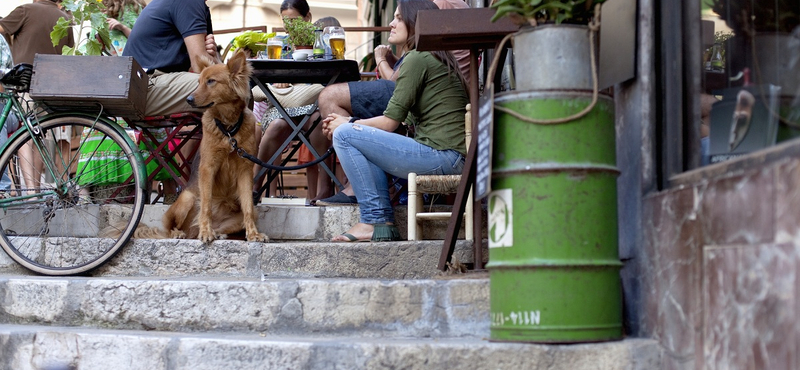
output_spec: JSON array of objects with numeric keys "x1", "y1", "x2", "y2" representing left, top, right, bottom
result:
[{"x1": 187, "y1": 51, "x2": 253, "y2": 109}]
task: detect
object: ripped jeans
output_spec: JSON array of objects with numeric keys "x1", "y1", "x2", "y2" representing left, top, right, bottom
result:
[{"x1": 333, "y1": 122, "x2": 464, "y2": 224}]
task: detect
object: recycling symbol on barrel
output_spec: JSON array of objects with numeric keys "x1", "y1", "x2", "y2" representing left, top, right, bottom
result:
[{"x1": 488, "y1": 189, "x2": 513, "y2": 248}]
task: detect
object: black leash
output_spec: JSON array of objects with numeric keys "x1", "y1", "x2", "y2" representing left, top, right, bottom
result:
[
  {"x1": 239, "y1": 145, "x2": 334, "y2": 170},
  {"x1": 215, "y1": 111, "x2": 334, "y2": 170}
]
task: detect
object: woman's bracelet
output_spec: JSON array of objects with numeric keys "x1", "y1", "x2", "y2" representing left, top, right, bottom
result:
[{"x1": 349, "y1": 116, "x2": 358, "y2": 123}]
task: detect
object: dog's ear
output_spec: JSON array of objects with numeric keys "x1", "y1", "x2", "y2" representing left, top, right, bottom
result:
[
  {"x1": 227, "y1": 50, "x2": 254, "y2": 101},
  {"x1": 196, "y1": 55, "x2": 214, "y2": 73},
  {"x1": 227, "y1": 50, "x2": 252, "y2": 78}
]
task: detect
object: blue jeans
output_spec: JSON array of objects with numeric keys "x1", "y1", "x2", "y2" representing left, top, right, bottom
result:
[{"x1": 333, "y1": 122, "x2": 464, "y2": 224}]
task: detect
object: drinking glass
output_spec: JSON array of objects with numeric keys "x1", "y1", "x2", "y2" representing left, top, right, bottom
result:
[
  {"x1": 326, "y1": 26, "x2": 345, "y2": 60},
  {"x1": 267, "y1": 37, "x2": 283, "y2": 59}
]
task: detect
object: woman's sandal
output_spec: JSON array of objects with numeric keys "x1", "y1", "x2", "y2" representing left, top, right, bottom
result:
[
  {"x1": 338, "y1": 233, "x2": 370, "y2": 242},
  {"x1": 334, "y1": 223, "x2": 401, "y2": 242}
]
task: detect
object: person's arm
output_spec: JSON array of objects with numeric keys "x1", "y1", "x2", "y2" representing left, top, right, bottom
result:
[
  {"x1": 184, "y1": 33, "x2": 219, "y2": 72},
  {"x1": 373, "y1": 45, "x2": 400, "y2": 81},
  {"x1": 107, "y1": 18, "x2": 132, "y2": 37}
]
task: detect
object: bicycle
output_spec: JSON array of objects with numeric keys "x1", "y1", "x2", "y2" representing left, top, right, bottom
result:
[{"x1": 0, "y1": 63, "x2": 147, "y2": 275}]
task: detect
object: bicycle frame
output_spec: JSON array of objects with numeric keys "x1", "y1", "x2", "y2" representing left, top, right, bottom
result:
[{"x1": 0, "y1": 91, "x2": 147, "y2": 207}]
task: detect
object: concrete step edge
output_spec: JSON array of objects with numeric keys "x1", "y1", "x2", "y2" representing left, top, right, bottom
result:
[
  {"x1": 0, "y1": 275, "x2": 489, "y2": 338},
  {"x1": 0, "y1": 238, "x2": 486, "y2": 279},
  {"x1": 0, "y1": 324, "x2": 662, "y2": 370}
]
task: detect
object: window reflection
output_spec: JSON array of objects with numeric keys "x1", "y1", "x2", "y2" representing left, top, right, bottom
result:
[{"x1": 700, "y1": 1, "x2": 800, "y2": 165}]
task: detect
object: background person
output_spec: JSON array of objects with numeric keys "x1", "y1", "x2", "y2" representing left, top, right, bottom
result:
[
  {"x1": 123, "y1": 0, "x2": 219, "y2": 117},
  {"x1": 0, "y1": 0, "x2": 74, "y2": 195},
  {"x1": 321, "y1": 0, "x2": 468, "y2": 242},
  {"x1": 252, "y1": 0, "x2": 340, "y2": 204},
  {"x1": 122, "y1": 0, "x2": 219, "y2": 202}
]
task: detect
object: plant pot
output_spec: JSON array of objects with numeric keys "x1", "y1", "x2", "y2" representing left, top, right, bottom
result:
[{"x1": 513, "y1": 24, "x2": 596, "y2": 91}]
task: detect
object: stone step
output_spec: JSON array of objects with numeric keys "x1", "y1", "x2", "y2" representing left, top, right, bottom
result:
[
  {"x1": 0, "y1": 275, "x2": 488, "y2": 338},
  {"x1": 0, "y1": 238, "x2": 484, "y2": 279},
  {"x1": 149, "y1": 203, "x2": 484, "y2": 241},
  {"x1": 0, "y1": 324, "x2": 661, "y2": 370}
]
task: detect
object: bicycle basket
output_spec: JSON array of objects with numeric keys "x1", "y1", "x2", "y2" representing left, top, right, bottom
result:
[{"x1": 0, "y1": 63, "x2": 32, "y2": 92}]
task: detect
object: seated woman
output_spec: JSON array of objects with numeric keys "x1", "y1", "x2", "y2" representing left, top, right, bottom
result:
[
  {"x1": 252, "y1": 0, "x2": 339, "y2": 202},
  {"x1": 315, "y1": 0, "x2": 468, "y2": 206},
  {"x1": 321, "y1": 0, "x2": 468, "y2": 242}
]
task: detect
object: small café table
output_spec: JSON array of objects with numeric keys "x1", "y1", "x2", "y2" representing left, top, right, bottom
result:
[
  {"x1": 415, "y1": 7, "x2": 518, "y2": 270},
  {"x1": 249, "y1": 59, "x2": 361, "y2": 197}
]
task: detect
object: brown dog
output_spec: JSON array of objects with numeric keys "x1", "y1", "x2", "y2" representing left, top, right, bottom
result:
[{"x1": 157, "y1": 51, "x2": 267, "y2": 243}]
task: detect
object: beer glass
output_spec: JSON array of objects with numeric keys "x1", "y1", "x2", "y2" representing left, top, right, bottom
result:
[
  {"x1": 326, "y1": 27, "x2": 345, "y2": 60},
  {"x1": 267, "y1": 37, "x2": 283, "y2": 60}
]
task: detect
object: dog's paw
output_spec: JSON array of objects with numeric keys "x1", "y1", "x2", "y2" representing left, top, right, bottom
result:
[
  {"x1": 199, "y1": 232, "x2": 216, "y2": 244},
  {"x1": 168, "y1": 229, "x2": 186, "y2": 239},
  {"x1": 247, "y1": 232, "x2": 269, "y2": 243}
]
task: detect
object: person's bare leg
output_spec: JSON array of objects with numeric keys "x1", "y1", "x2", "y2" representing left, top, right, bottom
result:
[
  {"x1": 57, "y1": 139, "x2": 75, "y2": 181},
  {"x1": 318, "y1": 83, "x2": 353, "y2": 118},
  {"x1": 19, "y1": 141, "x2": 43, "y2": 195},
  {"x1": 254, "y1": 118, "x2": 293, "y2": 196},
  {"x1": 304, "y1": 112, "x2": 335, "y2": 200}
]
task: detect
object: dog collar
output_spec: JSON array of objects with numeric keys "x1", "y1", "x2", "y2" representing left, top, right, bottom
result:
[{"x1": 215, "y1": 112, "x2": 245, "y2": 137}]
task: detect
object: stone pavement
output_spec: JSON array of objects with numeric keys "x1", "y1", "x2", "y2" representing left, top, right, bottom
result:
[{"x1": 0, "y1": 204, "x2": 661, "y2": 369}]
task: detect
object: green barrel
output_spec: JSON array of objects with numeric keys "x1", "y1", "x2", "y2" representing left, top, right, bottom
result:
[{"x1": 486, "y1": 90, "x2": 622, "y2": 343}]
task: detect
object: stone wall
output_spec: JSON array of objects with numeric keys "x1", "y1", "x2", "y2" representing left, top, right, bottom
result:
[{"x1": 636, "y1": 157, "x2": 800, "y2": 369}]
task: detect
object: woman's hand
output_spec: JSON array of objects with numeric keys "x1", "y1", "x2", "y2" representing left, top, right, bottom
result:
[
  {"x1": 322, "y1": 113, "x2": 349, "y2": 140},
  {"x1": 373, "y1": 45, "x2": 391, "y2": 65},
  {"x1": 107, "y1": 18, "x2": 124, "y2": 31},
  {"x1": 107, "y1": 18, "x2": 133, "y2": 37}
]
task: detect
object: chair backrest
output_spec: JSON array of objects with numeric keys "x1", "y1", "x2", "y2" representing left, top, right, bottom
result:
[{"x1": 465, "y1": 103, "x2": 472, "y2": 151}]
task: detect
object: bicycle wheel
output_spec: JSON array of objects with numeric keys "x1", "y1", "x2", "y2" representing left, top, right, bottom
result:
[{"x1": 0, "y1": 114, "x2": 146, "y2": 275}]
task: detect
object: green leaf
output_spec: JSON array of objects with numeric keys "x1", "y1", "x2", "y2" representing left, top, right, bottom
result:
[
  {"x1": 61, "y1": 45, "x2": 77, "y2": 55},
  {"x1": 491, "y1": 5, "x2": 526, "y2": 22},
  {"x1": 490, "y1": 0, "x2": 519, "y2": 8},
  {"x1": 50, "y1": 17, "x2": 72, "y2": 47},
  {"x1": 84, "y1": 39, "x2": 104, "y2": 56}
]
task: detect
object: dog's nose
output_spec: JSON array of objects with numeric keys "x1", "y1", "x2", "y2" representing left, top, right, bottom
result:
[{"x1": 186, "y1": 95, "x2": 196, "y2": 107}]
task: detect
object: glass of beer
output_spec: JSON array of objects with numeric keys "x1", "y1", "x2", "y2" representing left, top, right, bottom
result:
[
  {"x1": 326, "y1": 27, "x2": 345, "y2": 60},
  {"x1": 267, "y1": 37, "x2": 283, "y2": 60}
]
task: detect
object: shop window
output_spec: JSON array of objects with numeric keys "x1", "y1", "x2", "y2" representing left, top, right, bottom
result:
[{"x1": 699, "y1": 1, "x2": 800, "y2": 166}]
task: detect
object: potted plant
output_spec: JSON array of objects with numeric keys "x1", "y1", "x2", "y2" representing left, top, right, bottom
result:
[
  {"x1": 283, "y1": 17, "x2": 316, "y2": 51},
  {"x1": 489, "y1": 0, "x2": 606, "y2": 91}
]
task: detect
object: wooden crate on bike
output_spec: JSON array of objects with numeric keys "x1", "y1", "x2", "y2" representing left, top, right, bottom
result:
[{"x1": 29, "y1": 55, "x2": 148, "y2": 120}]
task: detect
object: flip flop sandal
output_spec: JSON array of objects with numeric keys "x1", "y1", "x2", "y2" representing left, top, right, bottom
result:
[{"x1": 335, "y1": 233, "x2": 370, "y2": 242}]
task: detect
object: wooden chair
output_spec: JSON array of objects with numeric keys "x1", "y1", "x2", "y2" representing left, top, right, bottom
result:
[{"x1": 407, "y1": 104, "x2": 473, "y2": 241}]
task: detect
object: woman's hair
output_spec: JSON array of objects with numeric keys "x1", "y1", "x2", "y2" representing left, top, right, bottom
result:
[
  {"x1": 280, "y1": 0, "x2": 311, "y2": 18},
  {"x1": 398, "y1": 0, "x2": 467, "y2": 94},
  {"x1": 397, "y1": 0, "x2": 438, "y2": 52},
  {"x1": 103, "y1": 0, "x2": 147, "y2": 20},
  {"x1": 314, "y1": 17, "x2": 341, "y2": 29}
]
